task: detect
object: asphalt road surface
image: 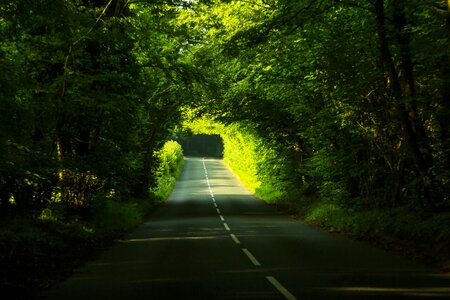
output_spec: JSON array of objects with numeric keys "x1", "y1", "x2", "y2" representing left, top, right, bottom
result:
[{"x1": 40, "y1": 157, "x2": 450, "y2": 300}]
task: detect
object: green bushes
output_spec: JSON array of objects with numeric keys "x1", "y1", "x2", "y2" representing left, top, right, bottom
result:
[
  {"x1": 88, "y1": 196, "x2": 153, "y2": 236},
  {"x1": 152, "y1": 140, "x2": 184, "y2": 200},
  {"x1": 221, "y1": 125, "x2": 260, "y2": 193},
  {"x1": 220, "y1": 124, "x2": 298, "y2": 203},
  {"x1": 0, "y1": 198, "x2": 151, "y2": 299}
]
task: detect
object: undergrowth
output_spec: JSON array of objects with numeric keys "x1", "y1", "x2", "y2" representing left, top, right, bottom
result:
[
  {"x1": 225, "y1": 162, "x2": 450, "y2": 272},
  {"x1": 281, "y1": 196, "x2": 450, "y2": 271},
  {"x1": 0, "y1": 141, "x2": 185, "y2": 300},
  {"x1": 152, "y1": 140, "x2": 184, "y2": 200},
  {"x1": 0, "y1": 196, "x2": 158, "y2": 300}
]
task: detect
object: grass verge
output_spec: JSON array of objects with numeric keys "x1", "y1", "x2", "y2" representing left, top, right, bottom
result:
[{"x1": 275, "y1": 196, "x2": 450, "y2": 272}]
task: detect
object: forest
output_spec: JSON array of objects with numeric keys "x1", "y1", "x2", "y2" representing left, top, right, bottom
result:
[{"x1": 1, "y1": 0, "x2": 449, "y2": 298}]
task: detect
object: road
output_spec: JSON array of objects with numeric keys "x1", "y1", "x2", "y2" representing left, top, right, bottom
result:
[{"x1": 40, "y1": 157, "x2": 450, "y2": 299}]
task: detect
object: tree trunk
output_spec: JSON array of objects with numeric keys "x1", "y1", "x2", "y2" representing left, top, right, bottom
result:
[
  {"x1": 437, "y1": 1, "x2": 450, "y2": 167},
  {"x1": 133, "y1": 128, "x2": 158, "y2": 198},
  {"x1": 392, "y1": 0, "x2": 434, "y2": 169},
  {"x1": 374, "y1": 0, "x2": 434, "y2": 205}
]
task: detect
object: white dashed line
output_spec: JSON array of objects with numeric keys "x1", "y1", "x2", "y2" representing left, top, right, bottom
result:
[
  {"x1": 266, "y1": 276, "x2": 297, "y2": 300},
  {"x1": 242, "y1": 248, "x2": 261, "y2": 266},
  {"x1": 230, "y1": 234, "x2": 241, "y2": 244},
  {"x1": 204, "y1": 159, "x2": 244, "y2": 254}
]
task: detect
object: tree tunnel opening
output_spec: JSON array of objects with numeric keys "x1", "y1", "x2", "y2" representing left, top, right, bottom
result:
[{"x1": 175, "y1": 134, "x2": 224, "y2": 158}]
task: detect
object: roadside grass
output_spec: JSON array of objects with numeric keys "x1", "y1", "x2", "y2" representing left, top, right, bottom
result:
[
  {"x1": 0, "y1": 141, "x2": 185, "y2": 300},
  {"x1": 275, "y1": 195, "x2": 450, "y2": 271}
]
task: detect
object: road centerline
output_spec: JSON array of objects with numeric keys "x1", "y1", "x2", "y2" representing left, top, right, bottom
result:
[
  {"x1": 223, "y1": 223, "x2": 230, "y2": 231},
  {"x1": 230, "y1": 234, "x2": 241, "y2": 245},
  {"x1": 242, "y1": 248, "x2": 261, "y2": 266},
  {"x1": 266, "y1": 276, "x2": 298, "y2": 300}
]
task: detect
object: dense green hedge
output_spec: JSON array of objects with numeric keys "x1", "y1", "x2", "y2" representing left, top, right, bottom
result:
[
  {"x1": 152, "y1": 140, "x2": 185, "y2": 200},
  {"x1": 221, "y1": 124, "x2": 299, "y2": 202}
]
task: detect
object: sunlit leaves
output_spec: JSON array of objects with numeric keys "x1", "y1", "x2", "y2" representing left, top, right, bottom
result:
[{"x1": 179, "y1": 0, "x2": 450, "y2": 210}]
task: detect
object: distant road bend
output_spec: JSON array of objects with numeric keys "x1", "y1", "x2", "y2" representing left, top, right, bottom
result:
[{"x1": 41, "y1": 157, "x2": 450, "y2": 300}]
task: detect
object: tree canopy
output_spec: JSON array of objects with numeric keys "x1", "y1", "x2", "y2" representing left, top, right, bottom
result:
[
  {"x1": 1, "y1": 0, "x2": 449, "y2": 216},
  {"x1": 180, "y1": 0, "x2": 450, "y2": 212}
]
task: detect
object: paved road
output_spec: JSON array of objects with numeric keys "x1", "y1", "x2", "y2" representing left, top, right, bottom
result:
[{"x1": 41, "y1": 157, "x2": 450, "y2": 299}]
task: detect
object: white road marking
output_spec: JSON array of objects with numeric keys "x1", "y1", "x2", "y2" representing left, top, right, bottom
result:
[
  {"x1": 219, "y1": 215, "x2": 225, "y2": 221},
  {"x1": 230, "y1": 234, "x2": 241, "y2": 244},
  {"x1": 242, "y1": 248, "x2": 261, "y2": 266},
  {"x1": 223, "y1": 223, "x2": 230, "y2": 231},
  {"x1": 266, "y1": 276, "x2": 297, "y2": 300},
  {"x1": 216, "y1": 208, "x2": 221, "y2": 214},
  {"x1": 214, "y1": 203, "x2": 218, "y2": 208}
]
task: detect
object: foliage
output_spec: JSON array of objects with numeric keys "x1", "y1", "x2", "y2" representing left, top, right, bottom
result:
[
  {"x1": 0, "y1": 194, "x2": 157, "y2": 299},
  {"x1": 0, "y1": 0, "x2": 194, "y2": 215},
  {"x1": 0, "y1": 2, "x2": 193, "y2": 297},
  {"x1": 221, "y1": 124, "x2": 261, "y2": 193},
  {"x1": 181, "y1": 0, "x2": 450, "y2": 212},
  {"x1": 152, "y1": 140, "x2": 185, "y2": 200}
]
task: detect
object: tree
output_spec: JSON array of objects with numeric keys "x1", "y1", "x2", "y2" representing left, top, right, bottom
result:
[{"x1": 179, "y1": 0, "x2": 449, "y2": 211}]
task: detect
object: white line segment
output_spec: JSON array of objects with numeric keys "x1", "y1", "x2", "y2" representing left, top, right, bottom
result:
[
  {"x1": 219, "y1": 215, "x2": 225, "y2": 221},
  {"x1": 230, "y1": 234, "x2": 241, "y2": 244},
  {"x1": 223, "y1": 223, "x2": 230, "y2": 231},
  {"x1": 242, "y1": 248, "x2": 261, "y2": 266},
  {"x1": 266, "y1": 276, "x2": 297, "y2": 300}
]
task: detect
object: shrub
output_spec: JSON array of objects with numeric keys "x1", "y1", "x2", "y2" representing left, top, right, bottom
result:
[{"x1": 153, "y1": 140, "x2": 184, "y2": 199}]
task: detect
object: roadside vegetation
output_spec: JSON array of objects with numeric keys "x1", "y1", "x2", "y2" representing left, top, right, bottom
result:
[
  {"x1": 152, "y1": 141, "x2": 185, "y2": 200},
  {"x1": 186, "y1": 117, "x2": 450, "y2": 271},
  {"x1": 0, "y1": 140, "x2": 184, "y2": 299}
]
